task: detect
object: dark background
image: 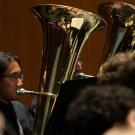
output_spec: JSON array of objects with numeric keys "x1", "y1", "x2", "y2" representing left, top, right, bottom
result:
[{"x1": 0, "y1": 0, "x2": 134, "y2": 106}]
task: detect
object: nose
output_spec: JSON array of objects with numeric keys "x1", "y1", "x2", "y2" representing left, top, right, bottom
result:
[{"x1": 17, "y1": 78, "x2": 23, "y2": 87}]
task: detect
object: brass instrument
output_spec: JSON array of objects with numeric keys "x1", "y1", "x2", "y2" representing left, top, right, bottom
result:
[
  {"x1": 17, "y1": 88, "x2": 56, "y2": 98},
  {"x1": 98, "y1": 2, "x2": 135, "y2": 63},
  {"x1": 30, "y1": 4, "x2": 106, "y2": 135}
]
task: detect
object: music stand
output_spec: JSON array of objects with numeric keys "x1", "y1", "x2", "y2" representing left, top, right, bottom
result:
[{"x1": 45, "y1": 77, "x2": 97, "y2": 135}]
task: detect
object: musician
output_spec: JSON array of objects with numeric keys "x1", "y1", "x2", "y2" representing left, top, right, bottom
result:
[
  {"x1": 73, "y1": 57, "x2": 95, "y2": 79},
  {"x1": 0, "y1": 51, "x2": 33, "y2": 135},
  {"x1": 97, "y1": 51, "x2": 135, "y2": 90},
  {"x1": 63, "y1": 84, "x2": 135, "y2": 135}
]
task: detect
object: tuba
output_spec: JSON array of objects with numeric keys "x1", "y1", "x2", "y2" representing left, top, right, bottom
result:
[
  {"x1": 98, "y1": 2, "x2": 135, "y2": 63},
  {"x1": 30, "y1": 4, "x2": 106, "y2": 135}
]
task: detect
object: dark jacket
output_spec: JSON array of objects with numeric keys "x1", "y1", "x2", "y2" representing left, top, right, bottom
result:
[{"x1": 0, "y1": 101, "x2": 33, "y2": 135}]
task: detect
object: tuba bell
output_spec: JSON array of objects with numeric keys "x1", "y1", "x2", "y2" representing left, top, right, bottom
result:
[
  {"x1": 98, "y1": 2, "x2": 135, "y2": 63},
  {"x1": 31, "y1": 4, "x2": 107, "y2": 135}
]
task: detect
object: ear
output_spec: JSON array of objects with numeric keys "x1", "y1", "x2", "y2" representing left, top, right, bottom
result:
[{"x1": 126, "y1": 109, "x2": 135, "y2": 128}]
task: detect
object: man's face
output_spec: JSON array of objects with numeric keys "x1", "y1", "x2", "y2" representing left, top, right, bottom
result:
[
  {"x1": 75, "y1": 60, "x2": 83, "y2": 73},
  {"x1": 0, "y1": 60, "x2": 23, "y2": 103}
]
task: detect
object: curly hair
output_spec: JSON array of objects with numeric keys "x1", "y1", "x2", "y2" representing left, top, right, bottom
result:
[
  {"x1": 97, "y1": 51, "x2": 135, "y2": 90},
  {"x1": 65, "y1": 84, "x2": 135, "y2": 135}
]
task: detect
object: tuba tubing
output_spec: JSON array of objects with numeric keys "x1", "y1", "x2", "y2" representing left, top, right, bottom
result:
[{"x1": 17, "y1": 88, "x2": 56, "y2": 98}]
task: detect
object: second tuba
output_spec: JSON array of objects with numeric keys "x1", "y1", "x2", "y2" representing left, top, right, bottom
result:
[
  {"x1": 31, "y1": 4, "x2": 106, "y2": 135},
  {"x1": 98, "y1": 2, "x2": 135, "y2": 63}
]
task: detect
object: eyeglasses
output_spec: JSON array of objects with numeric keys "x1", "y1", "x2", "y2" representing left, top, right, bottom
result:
[{"x1": 0, "y1": 72, "x2": 24, "y2": 80}]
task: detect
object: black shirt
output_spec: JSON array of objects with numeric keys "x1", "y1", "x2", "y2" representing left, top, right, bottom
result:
[
  {"x1": 0, "y1": 101, "x2": 33, "y2": 135},
  {"x1": 0, "y1": 102, "x2": 20, "y2": 135}
]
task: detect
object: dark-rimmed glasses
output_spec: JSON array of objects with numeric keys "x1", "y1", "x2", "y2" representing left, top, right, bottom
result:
[{"x1": 0, "y1": 72, "x2": 24, "y2": 80}]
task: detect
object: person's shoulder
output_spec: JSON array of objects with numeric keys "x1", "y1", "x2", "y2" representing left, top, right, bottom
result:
[
  {"x1": 11, "y1": 101, "x2": 26, "y2": 109},
  {"x1": 11, "y1": 101, "x2": 34, "y2": 134},
  {"x1": 11, "y1": 101, "x2": 29, "y2": 115}
]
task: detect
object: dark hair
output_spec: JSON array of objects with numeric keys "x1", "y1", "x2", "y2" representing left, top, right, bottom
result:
[
  {"x1": 97, "y1": 51, "x2": 135, "y2": 90},
  {"x1": 64, "y1": 84, "x2": 135, "y2": 135},
  {"x1": 0, "y1": 51, "x2": 20, "y2": 75}
]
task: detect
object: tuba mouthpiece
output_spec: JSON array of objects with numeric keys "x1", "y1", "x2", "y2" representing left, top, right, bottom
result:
[{"x1": 17, "y1": 88, "x2": 56, "y2": 98}]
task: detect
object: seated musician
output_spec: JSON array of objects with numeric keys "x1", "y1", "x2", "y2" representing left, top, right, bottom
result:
[
  {"x1": 97, "y1": 51, "x2": 135, "y2": 91},
  {"x1": 73, "y1": 57, "x2": 94, "y2": 79},
  {"x1": 63, "y1": 84, "x2": 135, "y2": 135},
  {"x1": 0, "y1": 51, "x2": 33, "y2": 135}
]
